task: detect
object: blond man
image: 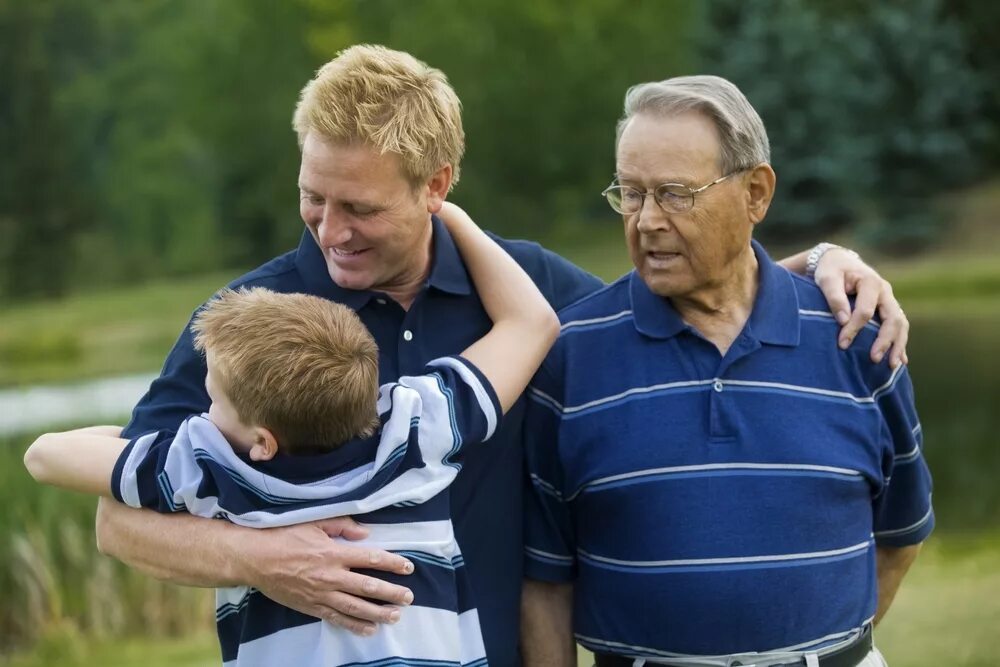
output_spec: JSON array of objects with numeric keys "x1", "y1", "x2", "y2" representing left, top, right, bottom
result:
[{"x1": 90, "y1": 45, "x2": 911, "y2": 665}]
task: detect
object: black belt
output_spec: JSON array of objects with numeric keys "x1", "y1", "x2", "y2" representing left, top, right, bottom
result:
[{"x1": 594, "y1": 626, "x2": 873, "y2": 667}]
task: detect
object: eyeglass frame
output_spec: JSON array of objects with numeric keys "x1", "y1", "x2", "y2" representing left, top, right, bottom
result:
[{"x1": 601, "y1": 167, "x2": 750, "y2": 215}]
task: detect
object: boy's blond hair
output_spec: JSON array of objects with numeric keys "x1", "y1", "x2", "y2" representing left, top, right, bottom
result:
[
  {"x1": 191, "y1": 288, "x2": 379, "y2": 454},
  {"x1": 292, "y1": 44, "x2": 465, "y2": 187}
]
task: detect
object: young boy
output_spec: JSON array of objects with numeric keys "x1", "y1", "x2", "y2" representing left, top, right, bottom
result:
[{"x1": 24, "y1": 204, "x2": 560, "y2": 666}]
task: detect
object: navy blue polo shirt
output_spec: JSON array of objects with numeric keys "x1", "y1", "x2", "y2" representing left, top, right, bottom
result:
[
  {"x1": 523, "y1": 241, "x2": 933, "y2": 660},
  {"x1": 123, "y1": 217, "x2": 603, "y2": 666}
]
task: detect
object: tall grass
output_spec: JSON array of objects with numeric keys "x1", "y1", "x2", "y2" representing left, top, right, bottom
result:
[{"x1": 0, "y1": 430, "x2": 213, "y2": 660}]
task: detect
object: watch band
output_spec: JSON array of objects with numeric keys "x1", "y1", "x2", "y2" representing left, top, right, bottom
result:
[{"x1": 806, "y1": 242, "x2": 858, "y2": 280}]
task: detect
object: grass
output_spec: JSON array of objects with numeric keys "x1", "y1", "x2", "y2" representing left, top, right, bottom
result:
[
  {"x1": 0, "y1": 272, "x2": 231, "y2": 388},
  {"x1": 0, "y1": 430, "x2": 213, "y2": 660},
  {"x1": 2, "y1": 633, "x2": 219, "y2": 667}
]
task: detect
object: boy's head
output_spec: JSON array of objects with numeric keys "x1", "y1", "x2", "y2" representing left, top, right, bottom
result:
[{"x1": 191, "y1": 288, "x2": 379, "y2": 459}]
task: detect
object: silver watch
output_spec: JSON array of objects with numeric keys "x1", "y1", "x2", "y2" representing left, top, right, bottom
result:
[{"x1": 806, "y1": 242, "x2": 858, "y2": 280}]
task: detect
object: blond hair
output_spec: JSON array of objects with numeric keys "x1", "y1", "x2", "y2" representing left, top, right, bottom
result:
[
  {"x1": 191, "y1": 288, "x2": 379, "y2": 454},
  {"x1": 292, "y1": 44, "x2": 465, "y2": 187}
]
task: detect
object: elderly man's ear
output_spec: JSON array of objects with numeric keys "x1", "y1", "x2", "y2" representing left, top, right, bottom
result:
[{"x1": 745, "y1": 164, "x2": 777, "y2": 225}]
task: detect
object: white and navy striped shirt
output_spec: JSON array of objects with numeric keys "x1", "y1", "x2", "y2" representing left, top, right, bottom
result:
[
  {"x1": 524, "y1": 241, "x2": 933, "y2": 660},
  {"x1": 112, "y1": 355, "x2": 499, "y2": 667}
]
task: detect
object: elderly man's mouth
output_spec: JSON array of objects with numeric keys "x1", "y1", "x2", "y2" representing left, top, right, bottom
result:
[{"x1": 646, "y1": 251, "x2": 681, "y2": 267}]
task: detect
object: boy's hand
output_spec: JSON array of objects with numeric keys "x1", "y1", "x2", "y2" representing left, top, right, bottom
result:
[
  {"x1": 814, "y1": 248, "x2": 909, "y2": 368},
  {"x1": 246, "y1": 517, "x2": 415, "y2": 636}
]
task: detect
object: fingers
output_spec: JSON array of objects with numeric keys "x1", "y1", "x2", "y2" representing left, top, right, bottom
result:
[
  {"x1": 838, "y1": 276, "x2": 879, "y2": 350},
  {"x1": 339, "y1": 570, "x2": 415, "y2": 606},
  {"x1": 314, "y1": 576, "x2": 415, "y2": 636},
  {"x1": 815, "y1": 272, "x2": 852, "y2": 328},
  {"x1": 337, "y1": 543, "x2": 415, "y2": 576},
  {"x1": 875, "y1": 295, "x2": 909, "y2": 369},
  {"x1": 315, "y1": 516, "x2": 370, "y2": 541},
  {"x1": 319, "y1": 606, "x2": 380, "y2": 636}
]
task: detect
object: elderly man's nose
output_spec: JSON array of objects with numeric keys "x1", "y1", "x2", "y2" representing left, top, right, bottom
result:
[{"x1": 636, "y1": 197, "x2": 670, "y2": 232}]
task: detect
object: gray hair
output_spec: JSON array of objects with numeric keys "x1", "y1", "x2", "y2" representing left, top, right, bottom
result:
[{"x1": 616, "y1": 75, "x2": 770, "y2": 173}]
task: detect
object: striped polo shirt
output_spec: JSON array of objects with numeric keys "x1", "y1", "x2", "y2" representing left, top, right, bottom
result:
[
  {"x1": 523, "y1": 241, "x2": 933, "y2": 660},
  {"x1": 112, "y1": 355, "x2": 499, "y2": 667}
]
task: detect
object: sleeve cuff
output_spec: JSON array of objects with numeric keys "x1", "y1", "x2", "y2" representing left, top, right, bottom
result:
[
  {"x1": 874, "y1": 508, "x2": 935, "y2": 547},
  {"x1": 524, "y1": 546, "x2": 576, "y2": 583}
]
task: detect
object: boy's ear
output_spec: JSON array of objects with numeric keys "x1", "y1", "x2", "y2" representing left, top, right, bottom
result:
[{"x1": 248, "y1": 428, "x2": 279, "y2": 462}]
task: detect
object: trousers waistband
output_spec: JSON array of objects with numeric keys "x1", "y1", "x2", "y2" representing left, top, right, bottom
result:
[{"x1": 593, "y1": 626, "x2": 874, "y2": 667}]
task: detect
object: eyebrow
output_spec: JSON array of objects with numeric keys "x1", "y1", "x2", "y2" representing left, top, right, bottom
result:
[{"x1": 616, "y1": 173, "x2": 692, "y2": 186}]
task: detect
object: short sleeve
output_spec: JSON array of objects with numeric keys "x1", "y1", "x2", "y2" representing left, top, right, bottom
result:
[
  {"x1": 871, "y1": 365, "x2": 934, "y2": 547},
  {"x1": 523, "y1": 358, "x2": 578, "y2": 582},
  {"x1": 396, "y1": 356, "x2": 502, "y2": 458},
  {"x1": 111, "y1": 427, "x2": 193, "y2": 513}
]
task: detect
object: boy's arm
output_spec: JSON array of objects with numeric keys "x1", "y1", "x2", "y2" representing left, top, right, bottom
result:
[
  {"x1": 436, "y1": 202, "x2": 560, "y2": 414},
  {"x1": 24, "y1": 428, "x2": 128, "y2": 496}
]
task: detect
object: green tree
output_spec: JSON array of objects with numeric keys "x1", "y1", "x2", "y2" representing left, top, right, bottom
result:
[
  {"x1": 0, "y1": 0, "x2": 99, "y2": 300},
  {"x1": 699, "y1": 0, "x2": 989, "y2": 250}
]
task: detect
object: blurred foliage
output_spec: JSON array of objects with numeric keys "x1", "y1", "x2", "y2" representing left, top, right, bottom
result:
[
  {"x1": 698, "y1": 0, "x2": 992, "y2": 250},
  {"x1": 0, "y1": 0, "x2": 996, "y2": 302},
  {"x1": 0, "y1": 430, "x2": 213, "y2": 656}
]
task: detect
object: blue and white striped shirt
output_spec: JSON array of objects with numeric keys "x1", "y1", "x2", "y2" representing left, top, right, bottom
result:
[
  {"x1": 113, "y1": 355, "x2": 499, "y2": 667},
  {"x1": 524, "y1": 241, "x2": 933, "y2": 660}
]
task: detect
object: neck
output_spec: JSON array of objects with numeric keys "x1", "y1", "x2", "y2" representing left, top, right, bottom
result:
[
  {"x1": 383, "y1": 229, "x2": 433, "y2": 310},
  {"x1": 671, "y1": 245, "x2": 759, "y2": 356}
]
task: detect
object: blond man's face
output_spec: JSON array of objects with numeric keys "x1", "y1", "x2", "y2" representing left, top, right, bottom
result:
[{"x1": 297, "y1": 134, "x2": 440, "y2": 301}]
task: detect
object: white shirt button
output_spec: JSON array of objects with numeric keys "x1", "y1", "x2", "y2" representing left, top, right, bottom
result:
[
  {"x1": 713, "y1": 380, "x2": 724, "y2": 393},
  {"x1": 403, "y1": 330, "x2": 414, "y2": 342},
  {"x1": 376, "y1": 298, "x2": 387, "y2": 305}
]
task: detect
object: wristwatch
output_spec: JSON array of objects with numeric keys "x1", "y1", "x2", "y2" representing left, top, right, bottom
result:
[{"x1": 806, "y1": 242, "x2": 859, "y2": 280}]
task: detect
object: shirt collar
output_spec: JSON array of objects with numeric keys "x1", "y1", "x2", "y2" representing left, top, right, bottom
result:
[
  {"x1": 293, "y1": 215, "x2": 471, "y2": 310},
  {"x1": 746, "y1": 239, "x2": 801, "y2": 347},
  {"x1": 425, "y1": 214, "x2": 472, "y2": 296},
  {"x1": 630, "y1": 239, "x2": 800, "y2": 346}
]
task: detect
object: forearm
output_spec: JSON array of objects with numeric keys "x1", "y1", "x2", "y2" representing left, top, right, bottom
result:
[
  {"x1": 776, "y1": 249, "x2": 809, "y2": 275},
  {"x1": 522, "y1": 579, "x2": 575, "y2": 667},
  {"x1": 96, "y1": 497, "x2": 248, "y2": 587},
  {"x1": 25, "y1": 431, "x2": 127, "y2": 496},
  {"x1": 439, "y1": 203, "x2": 559, "y2": 410},
  {"x1": 874, "y1": 543, "x2": 922, "y2": 625}
]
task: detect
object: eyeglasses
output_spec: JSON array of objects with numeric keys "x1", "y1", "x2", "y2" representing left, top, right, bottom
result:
[{"x1": 601, "y1": 170, "x2": 745, "y2": 215}]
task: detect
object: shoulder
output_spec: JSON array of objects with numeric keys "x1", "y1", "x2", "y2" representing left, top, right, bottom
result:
[
  {"x1": 486, "y1": 232, "x2": 605, "y2": 309},
  {"x1": 557, "y1": 272, "x2": 632, "y2": 327},
  {"x1": 224, "y1": 249, "x2": 303, "y2": 292},
  {"x1": 789, "y1": 271, "x2": 883, "y2": 353},
  {"x1": 534, "y1": 274, "x2": 632, "y2": 387}
]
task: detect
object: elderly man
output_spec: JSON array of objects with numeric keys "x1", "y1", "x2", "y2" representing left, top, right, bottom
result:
[
  {"x1": 96, "y1": 47, "x2": 911, "y2": 666},
  {"x1": 521, "y1": 76, "x2": 932, "y2": 666}
]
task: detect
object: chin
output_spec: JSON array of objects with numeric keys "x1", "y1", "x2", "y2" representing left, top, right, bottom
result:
[{"x1": 327, "y1": 268, "x2": 374, "y2": 292}]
